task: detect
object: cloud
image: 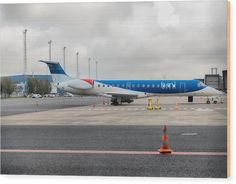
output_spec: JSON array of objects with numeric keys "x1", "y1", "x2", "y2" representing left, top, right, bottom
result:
[{"x1": 0, "y1": 1, "x2": 227, "y2": 79}]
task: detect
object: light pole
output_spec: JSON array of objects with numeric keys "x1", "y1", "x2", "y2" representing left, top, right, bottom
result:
[
  {"x1": 88, "y1": 57, "x2": 91, "y2": 79},
  {"x1": 23, "y1": 29, "x2": 27, "y2": 74},
  {"x1": 48, "y1": 40, "x2": 52, "y2": 60},
  {"x1": 63, "y1": 46, "x2": 66, "y2": 70},
  {"x1": 96, "y1": 61, "x2": 98, "y2": 79},
  {"x1": 76, "y1": 52, "x2": 79, "y2": 78}
]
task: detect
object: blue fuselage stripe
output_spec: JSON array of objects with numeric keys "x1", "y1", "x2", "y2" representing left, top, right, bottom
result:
[{"x1": 95, "y1": 80, "x2": 206, "y2": 93}]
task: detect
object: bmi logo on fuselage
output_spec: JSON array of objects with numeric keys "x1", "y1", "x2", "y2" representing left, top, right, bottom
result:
[{"x1": 161, "y1": 82, "x2": 177, "y2": 89}]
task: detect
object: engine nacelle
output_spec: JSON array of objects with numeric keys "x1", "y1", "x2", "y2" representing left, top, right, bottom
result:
[{"x1": 66, "y1": 79, "x2": 93, "y2": 90}]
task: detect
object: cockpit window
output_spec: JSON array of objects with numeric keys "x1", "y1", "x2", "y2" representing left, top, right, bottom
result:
[{"x1": 197, "y1": 81, "x2": 206, "y2": 87}]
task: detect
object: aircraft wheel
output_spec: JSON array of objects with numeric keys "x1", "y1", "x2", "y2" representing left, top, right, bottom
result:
[{"x1": 111, "y1": 100, "x2": 119, "y2": 106}]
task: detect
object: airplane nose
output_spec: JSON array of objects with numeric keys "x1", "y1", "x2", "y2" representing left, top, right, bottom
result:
[
  {"x1": 219, "y1": 90, "x2": 226, "y2": 96},
  {"x1": 210, "y1": 87, "x2": 224, "y2": 96}
]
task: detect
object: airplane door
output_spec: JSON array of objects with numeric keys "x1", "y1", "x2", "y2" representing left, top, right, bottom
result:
[
  {"x1": 126, "y1": 82, "x2": 132, "y2": 89},
  {"x1": 180, "y1": 82, "x2": 186, "y2": 93}
]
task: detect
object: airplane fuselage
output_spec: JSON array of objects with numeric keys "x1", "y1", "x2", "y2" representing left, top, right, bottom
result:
[
  {"x1": 57, "y1": 79, "x2": 222, "y2": 98},
  {"x1": 39, "y1": 60, "x2": 223, "y2": 105}
]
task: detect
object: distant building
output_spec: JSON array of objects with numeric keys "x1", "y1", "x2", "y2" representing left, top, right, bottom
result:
[
  {"x1": 222, "y1": 70, "x2": 227, "y2": 92},
  {"x1": 194, "y1": 79, "x2": 204, "y2": 83},
  {"x1": 1, "y1": 74, "x2": 57, "y2": 96},
  {"x1": 14, "y1": 82, "x2": 25, "y2": 96},
  {"x1": 3, "y1": 74, "x2": 52, "y2": 83},
  {"x1": 204, "y1": 74, "x2": 223, "y2": 90}
]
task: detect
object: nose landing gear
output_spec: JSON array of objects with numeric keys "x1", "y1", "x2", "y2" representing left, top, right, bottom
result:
[{"x1": 207, "y1": 98, "x2": 210, "y2": 104}]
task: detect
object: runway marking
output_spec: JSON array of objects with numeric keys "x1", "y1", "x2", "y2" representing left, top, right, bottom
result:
[
  {"x1": 215, "y1": 107, "x2": 227, "y2": 110},
  {"x1": 0, "y1": 149, "x2": 227, "y2": 156},
  {"x1": 181, "y1": 133, "x2": 198, "y2": 136},
  {"x1": 172, "y1": 152, "x2": 227, "y2": 156},
  {"x1": 195, "y1": 108, "x2": 213, "y2": 112},
  {"x1": 65, "y1": 106, "x2": 225, "y2": 112}
]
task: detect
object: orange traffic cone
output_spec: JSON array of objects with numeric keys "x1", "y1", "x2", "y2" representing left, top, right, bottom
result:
[
  {"x1": 175, "y1": 102, "x2": 179, "y2": 111},
  {"x1": 159, "y1": 125, "x2": 172, "y2": 154}
]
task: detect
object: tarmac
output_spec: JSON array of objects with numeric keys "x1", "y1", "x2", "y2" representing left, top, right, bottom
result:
[
  {"x1": 1, "y1": 96, "x2": 105, "y2": 116},
  {"x1": 0, "y1": 96, "x2": 228, "y2": 177}
]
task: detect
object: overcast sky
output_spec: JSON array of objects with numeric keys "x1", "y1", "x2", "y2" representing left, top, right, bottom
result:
[{"x1": 0, "y1": 0, "x2": 227, "y2": 79}]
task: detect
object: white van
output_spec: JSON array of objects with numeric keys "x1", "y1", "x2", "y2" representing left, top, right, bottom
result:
[{"x1": 32, "y1": 94, "x2": 42, "y2": 98}]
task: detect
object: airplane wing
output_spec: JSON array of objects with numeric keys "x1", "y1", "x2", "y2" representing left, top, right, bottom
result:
[
  {"x1": 103, "y1": 91, "x2": 139, "y2": 104},
  {"x1": 105, "y1": 92, "x2": 138, "y2": 98}
]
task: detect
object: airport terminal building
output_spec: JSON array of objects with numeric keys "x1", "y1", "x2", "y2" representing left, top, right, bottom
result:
[{"x1": 1, "y1": 74, "x2": 57, "y2": 96}]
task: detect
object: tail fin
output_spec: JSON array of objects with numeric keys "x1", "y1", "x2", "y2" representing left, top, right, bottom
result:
[{"x1": 39, "y1": 60, "x2": 72, "y2": 83}]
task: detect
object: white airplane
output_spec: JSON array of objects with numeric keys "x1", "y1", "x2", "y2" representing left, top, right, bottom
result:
[{"x1": 39, "y1": 60, "x2": 223, "y2": 105}]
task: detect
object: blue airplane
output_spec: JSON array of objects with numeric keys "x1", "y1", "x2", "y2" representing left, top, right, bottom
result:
[{"x1": 39, "y1": 60, "x2": 223, "y2": 105}]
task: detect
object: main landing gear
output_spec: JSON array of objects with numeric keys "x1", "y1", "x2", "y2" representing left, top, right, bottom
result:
[
  {"x1": 111, "y1": 99, "x2": 119, "y2": 106},
  {"x1": 111, "y1": 97, "x2": 134, "y2": 106}
]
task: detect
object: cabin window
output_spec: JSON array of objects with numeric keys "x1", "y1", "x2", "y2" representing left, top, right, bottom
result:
[
  {"x1": 147, "y1": 84, "x2": 150, "y2": 88},
  {"x1": 122, "y1": 84, "x2": 125, "y2": 88},
  {"x1": 142, "y1": 84, "x2": 145, "y2": 88},
  {"x1": 152, "y1": 84, "x2": 155, "y2": 88},
  {"x1": 132, "y1": 84, "x2": 135, "y2": 88},
  {"x1": 137, "y1": 84, "x2": 140, "y2": 88}
]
